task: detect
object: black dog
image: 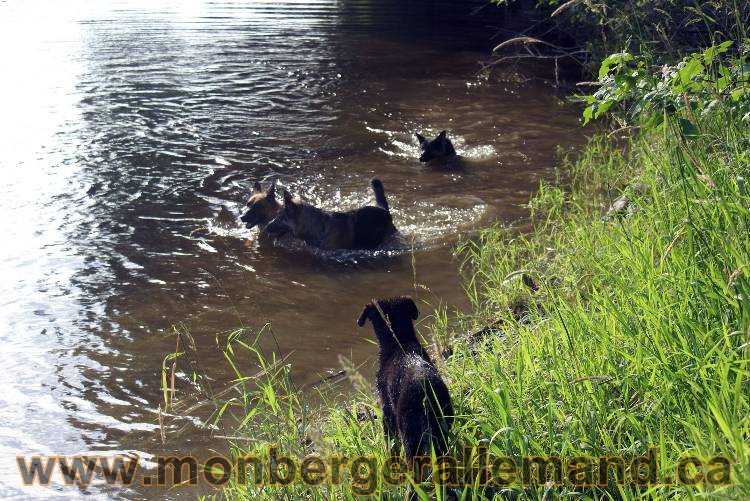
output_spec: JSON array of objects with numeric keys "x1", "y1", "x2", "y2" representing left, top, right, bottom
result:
[
  {"x1": 415, "y1": 130, "x2": 456, "y2": 163},
  {"x1": 357, "y1": 296, "x2": 453, "y2": 477},
  {"x1": 265, "y1": 179, "x2": 397, "y2": 250}
]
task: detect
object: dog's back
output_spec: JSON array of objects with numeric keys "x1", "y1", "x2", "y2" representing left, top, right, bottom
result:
[
  {"x1": 268, "y1": 178, "x2": 397, "y2": 250},
  {"x1": 391, "y1": 352, "x2": 453, "y2": 461},
  {"x1": 347, "y1": 179, "x2": 396, "y2": 249}
]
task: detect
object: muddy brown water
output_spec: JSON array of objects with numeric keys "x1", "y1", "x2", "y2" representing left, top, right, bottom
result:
[{"x1": 0, "y1": 0, "x2": 585, "y2": 498}]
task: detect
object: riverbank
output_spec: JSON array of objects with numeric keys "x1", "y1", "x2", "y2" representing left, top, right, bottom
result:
[
  {"x1": 204, "y1": 58, "x2": 747, "y2": 501},
  {"x1": 177, "y1": 6, "x2": 750, "y2": 500},
  {"x1": 204, "y1": 115, "x2": 747, "y2": 500}
]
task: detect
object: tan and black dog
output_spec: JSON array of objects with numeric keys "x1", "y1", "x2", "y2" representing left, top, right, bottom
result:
[
  {"x1": 264, "y1": 178, "x2": 397, "y2": 250},
  {"x1": 240, "y1": 180, "x2": 281, "y2": 231}
]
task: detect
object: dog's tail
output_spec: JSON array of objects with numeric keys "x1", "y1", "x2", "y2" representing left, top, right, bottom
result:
[{"x1": 370, "y1": 178, "x2": 390, "y2": 211}]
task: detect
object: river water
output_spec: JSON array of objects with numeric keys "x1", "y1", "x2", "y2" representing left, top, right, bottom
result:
[{"x1": 0, "y1": 0, "x2": 583, "y2": 498}]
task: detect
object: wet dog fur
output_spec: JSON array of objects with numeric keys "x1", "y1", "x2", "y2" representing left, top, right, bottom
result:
[
  {"x1": 240, "y1": 180, "x2": 281, "y2": 231},
  {"x1": 357, "y1": 296, "x2": 453, "y2": 476},
  {"x1": 265, "y1": 178, "x2": 397, "y2": 250},
  {"x1": 415, "y1": 130, "x2": 456, "y2": 163}
]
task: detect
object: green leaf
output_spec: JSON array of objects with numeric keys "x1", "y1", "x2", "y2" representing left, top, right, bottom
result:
[
  {"x1": 677, "y1": 58, "x2": 705, "y2": 88},
  {"x1": 717, "y1": 76, "x2": 730, "y2": 92},
  {"x1": 596, "y1": 99, "x2": 614, "y2": 117},
  {"x1": 582, "y1": 106, "x2": 594, "y2": 124},
  {"x1": 718, "y1": 40, "x2": 734, "y2": 51},
  {"x1": 731, "y1": 86, "x2": 748, "y2": 101},
  {"x1": 598, "y1": 52, "x2": 633, "y2": 80},
  {"x1": 678, "y1": 118, "x2": 699, "y2": 138},
  {"x1": 703, "y1": 41, "x2": 732, "y2": 66},
  {"x1": 643, "y1": 112, "x2": 664, "y2": 131},
  {"x1": 704, "y1": 48, "x2": 716, "y2": 66}
]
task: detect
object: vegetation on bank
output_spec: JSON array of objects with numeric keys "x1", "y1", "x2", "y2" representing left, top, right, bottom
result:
[
  {"x1": 490, "y1": 0, "x2": 748, "y2": 78},
  {"x1": 162, "y1": 4, "x2": 750, "y2": 500}
]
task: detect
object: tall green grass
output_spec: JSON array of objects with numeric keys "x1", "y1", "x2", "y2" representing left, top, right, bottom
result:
[{"x1": 163, "y1": 39, "x2": 750, "y2": 501}]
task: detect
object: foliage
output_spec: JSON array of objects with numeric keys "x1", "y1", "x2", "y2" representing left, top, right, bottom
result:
[
  {"x1": 583, "y1": 40, "x2": 750, "y2": 129},
  {"x1": 490, "y1": 0, "x2": 750, "y2": 72}
]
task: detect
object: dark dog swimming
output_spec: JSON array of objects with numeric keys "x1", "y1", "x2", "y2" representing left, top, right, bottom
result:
[
  {"x1": 240, "y1": 180, "x2": 281, "y2": 231},
  {"x1": 415, "y1": 130, "x2": 456, "y2": 163},
  {"x1": 357, "y1": 296, "x2": 453, "y2": 475},
  {"x1": 265, "y1": 178, "x2": 397, "y2": 250}
]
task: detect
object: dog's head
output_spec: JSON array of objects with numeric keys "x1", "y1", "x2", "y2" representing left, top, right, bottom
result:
[
  {"x1": 240, "y1": 180, "x2": 280, "y2": 230},
  {"x1": 264, "y1": 189, "x2": 301, "y2": 238},
  {"x1": 357, "y1": 296, "x2": 419, "y2": 335},
  {"x1": 415, "y1": 130, "x2": 456, "y2": 162}
]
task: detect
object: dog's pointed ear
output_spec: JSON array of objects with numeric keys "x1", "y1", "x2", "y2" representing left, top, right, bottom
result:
[
  {"x1": 415, "y1": 133, "x2": 426, "y2": 145},
  {"x1": 405, "y1": 296, "x2": 419, "y2": 320},
  {"x1": 437, "y1": 130, "x2": 447, "y2": 141},
  {"x1": 267, "y1": 179, "x2": 276, "y2": 200},
  {"x1": 252, "y1": 181, "x2": 262, "y2": 193},
  {"x1": 283, "y1": 189, "x2": 294, "y2": 205},
  {"x1": 357, "y1": 304, "x2": 373, "y2": 327}
]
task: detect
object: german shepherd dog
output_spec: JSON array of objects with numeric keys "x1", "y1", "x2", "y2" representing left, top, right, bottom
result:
[
  {"x1": 264, "y1": 178, "x2": 397, "y2": 250},
  {"x1": 357, "y1": 296, "x2": 453, "y2": 482},
  {"x1": 240, "y1": 180, "x2": 280, "y2": 231},
  {"x1": 415, "y1": 130, "x2": 456, "y2": 163}
]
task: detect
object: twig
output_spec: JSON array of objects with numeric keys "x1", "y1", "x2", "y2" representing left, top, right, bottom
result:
[
  {"x1": 169, "y1": 335, "x2": 179, "y2": 409},
  {"x1": 551, "y1": 0, "x2": 585, "y2": 17},
  {"x1": 493, "y1": 36, "x2": 577, "y2": 53},
  {"x1": 158, "y1": 404, "x2": 166, "y2": 444},
  {"x1": 607, "y1": 125, "x2": 641, "y2": 138},
  {"x1": 303, "y1": 370, "x2": 347, "y2": 390}
]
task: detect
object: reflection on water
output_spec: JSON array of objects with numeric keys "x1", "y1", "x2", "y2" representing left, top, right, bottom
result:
[{"x1": 0, "y1": 0, "x2": 583, "y2": 498}]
